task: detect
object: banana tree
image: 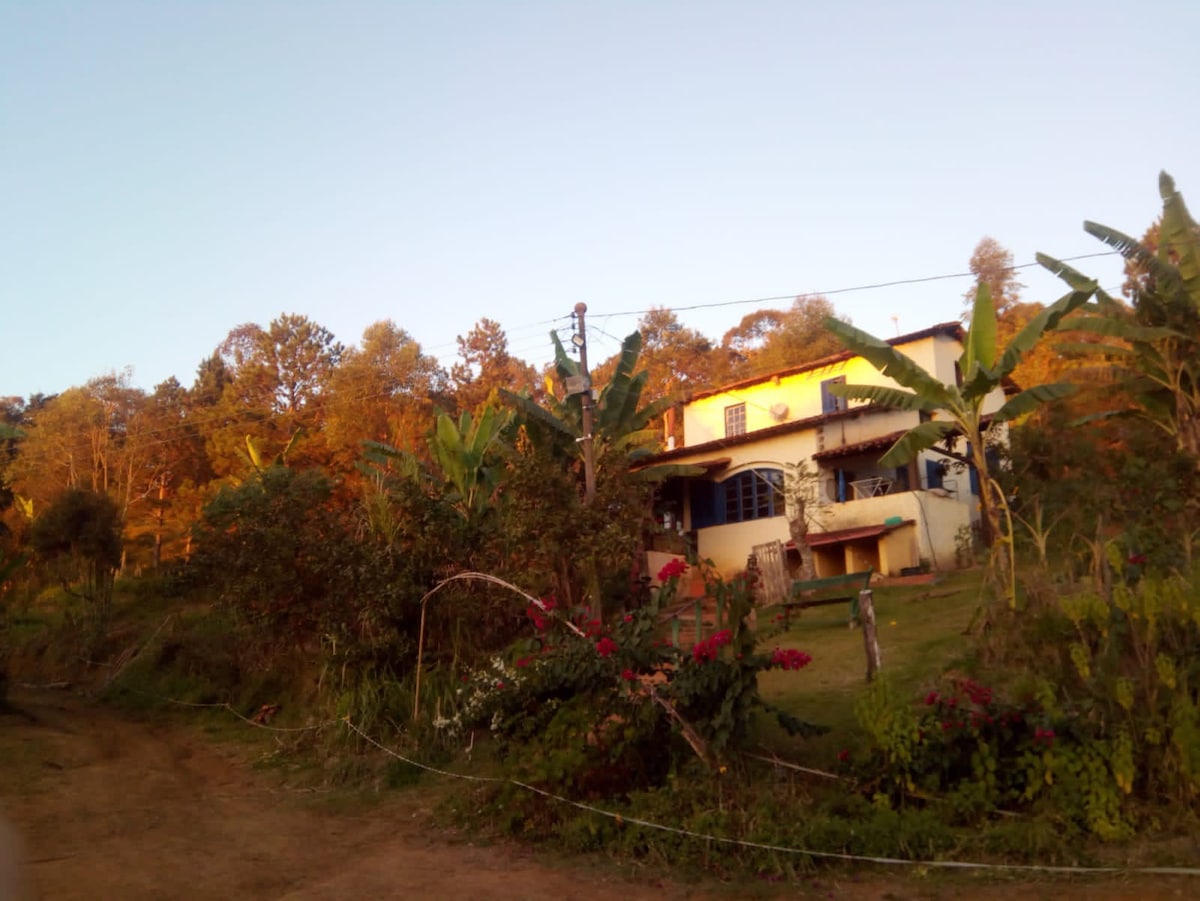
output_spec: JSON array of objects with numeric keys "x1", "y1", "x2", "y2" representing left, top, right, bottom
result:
[
  {"x1": 362, "y1": 404, "x2": 513, "y2": 524},
  {"x1": 1039, "y1": 171, "x2": 1200, "y2": 457},
  {"x1": 824, "y1": 282, "x2": 1093, "y2": 603},
  {"x1": 502, "y1": 330, "x2": 701, "y2": 484},
  {"x1": 427, "y1": 405, "x2": 513, "y2": 520}
]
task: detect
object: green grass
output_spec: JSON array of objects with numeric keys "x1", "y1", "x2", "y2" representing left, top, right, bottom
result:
[{"x1": 755, "y1": 569, "x2": 986, "y2": 761}]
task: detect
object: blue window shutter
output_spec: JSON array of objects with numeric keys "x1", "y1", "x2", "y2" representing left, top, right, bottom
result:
[
  {"x1": 969, "y1": 465, "x2": 980, "y2": 496},
  {"x1": 925, "y1": 459, "x2": 943, "y2": 490},
  {"x1": 821, "y1": 378, "x2": 845, "y2": 414},
  {"x1": 689, "y1": 481, "x2": 723, "y2": 529}
]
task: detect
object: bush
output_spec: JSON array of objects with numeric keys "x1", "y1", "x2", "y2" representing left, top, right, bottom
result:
[{"x1": 436, "y1": 563, "x2": 824, "y2": 798}]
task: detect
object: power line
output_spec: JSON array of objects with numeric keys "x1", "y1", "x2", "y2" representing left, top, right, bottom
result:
[{"x1": 601, "y1": 251, "x2": 1122, "y2": 319}]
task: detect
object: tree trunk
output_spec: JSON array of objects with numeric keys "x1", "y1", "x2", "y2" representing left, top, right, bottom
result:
[{"x1": 784, "y1": 467, "x2": 817, "y2": 580}]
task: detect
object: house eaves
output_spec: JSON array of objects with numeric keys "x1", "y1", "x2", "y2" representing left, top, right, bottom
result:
[{"x1": 810, "y1": 429, "x2": 909, "y2": 461}]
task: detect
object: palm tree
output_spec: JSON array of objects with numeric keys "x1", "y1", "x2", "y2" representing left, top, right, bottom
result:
[{"x1": 823, "y1": 282, "x2": 1093, "y2": 604}]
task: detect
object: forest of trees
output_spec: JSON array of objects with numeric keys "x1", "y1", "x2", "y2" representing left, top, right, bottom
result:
[{"x1": 0, "y1": 295, "x2": 860, "y2": 575}]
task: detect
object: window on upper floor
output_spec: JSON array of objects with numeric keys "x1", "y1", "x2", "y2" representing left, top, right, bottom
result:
[
  {"x1": 724, "y1": 402, "x2": 746, "y2": 437},
  {"x1": 820, "y1": 376, "x2": 847, "y2": 414}
]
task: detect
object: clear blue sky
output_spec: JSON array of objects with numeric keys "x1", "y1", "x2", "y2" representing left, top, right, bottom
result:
[{"x1": 3, "y1": 1, "x2": 1196, "y2": 400}]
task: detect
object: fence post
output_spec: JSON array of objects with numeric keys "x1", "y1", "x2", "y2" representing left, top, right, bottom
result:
[{"x1": 859, "y1": 589, "x2": 882, "y2": 682}]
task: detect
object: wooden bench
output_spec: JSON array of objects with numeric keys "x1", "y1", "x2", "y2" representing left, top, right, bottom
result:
[{"x1": 778, "y1": 568, "x2": 874, "y2": 629}]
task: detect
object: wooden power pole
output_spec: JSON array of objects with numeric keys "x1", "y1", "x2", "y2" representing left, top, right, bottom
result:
[{"x1": 573, "y1": 302, "x2": 597, "y2": 505}]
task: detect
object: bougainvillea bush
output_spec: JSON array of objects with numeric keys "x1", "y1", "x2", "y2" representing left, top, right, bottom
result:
[
  {"x1": 850, "y1": 569, "x2": 1200, "y2": 839},
  {"x1": 437, "y1": 561, "x2": 823, "y2": 797}
]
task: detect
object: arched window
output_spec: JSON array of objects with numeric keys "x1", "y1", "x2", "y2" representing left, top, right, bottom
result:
[
  {"x1": 689, "y1": 468, "x2": 785, "y2": 528},
  {"x1": 722, "y1": 469, "x2": 784, "y2": 524}
]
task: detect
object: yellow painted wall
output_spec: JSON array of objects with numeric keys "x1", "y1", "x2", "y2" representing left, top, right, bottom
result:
[
  {"x1": 681, "y1": 333, "x2": 1006, "y2": 449},
  {"x1": 658, "y1": 328, "x2": 999, "y2": 578}
]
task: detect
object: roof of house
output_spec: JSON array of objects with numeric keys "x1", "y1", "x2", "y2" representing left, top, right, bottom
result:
[
  {"x1": 686, "y1": 321, "x2": 964, "y2": 404},
  {"x1": 785, "y1": 519, "x2": 914, "y2": 549}
]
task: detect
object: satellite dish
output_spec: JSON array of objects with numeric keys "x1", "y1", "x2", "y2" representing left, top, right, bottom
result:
[{"x1": 769, "y1": 402, "x2": 789, "y2": 422}]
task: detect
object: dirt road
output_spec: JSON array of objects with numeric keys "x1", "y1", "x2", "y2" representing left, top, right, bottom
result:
[
  {"x1": 0, "y1": 689, "x2": 701, "y2": 900},
  {"x1": 1, "y1": 688, "x2": 1195, "y2": 900}
]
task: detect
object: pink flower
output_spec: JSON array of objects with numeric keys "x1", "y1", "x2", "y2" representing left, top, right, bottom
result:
[
  {"x1": 769, "y1": 648, "x2": 813, "y2": 671},
  {"x1": 596, "y1": 636, "x2": 618, "y2": 658},
  {"x1": 657, "y1": 559, "x2": 689, "y2": 582},
  {"x1": 623, "y1": 614, "x2": 634, "y2": 623}
]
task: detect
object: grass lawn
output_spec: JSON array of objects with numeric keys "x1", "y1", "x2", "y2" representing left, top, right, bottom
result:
[{"x1": 755, "y1": 568, "x2": 987, "y2": 763}]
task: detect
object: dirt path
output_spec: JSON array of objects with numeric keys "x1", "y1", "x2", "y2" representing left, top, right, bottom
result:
[
  {"x1": 0, "y1": 689, "x2": 700, "y2": 900},
  {"x1": 1, "y1": 688, "x2": 1195, "y2": 900}
]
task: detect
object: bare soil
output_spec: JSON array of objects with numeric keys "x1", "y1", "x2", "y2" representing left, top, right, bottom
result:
[{"x1": 0, "y1": 687, "x2": 1194, "y2": 900}]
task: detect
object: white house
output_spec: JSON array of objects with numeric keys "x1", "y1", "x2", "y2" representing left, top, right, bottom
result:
[{"x1": 645, "y1": 322, "x2": 1006, "y2": 579}]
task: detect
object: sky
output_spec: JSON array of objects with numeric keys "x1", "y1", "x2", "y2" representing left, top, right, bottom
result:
[{"x1": 3, "y1": 1, "x2": 1198, "y2": 400}]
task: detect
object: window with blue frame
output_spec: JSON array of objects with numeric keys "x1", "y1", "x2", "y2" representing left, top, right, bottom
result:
[
  {"x1": 820, "y1": 376, "x2": 847, "y2": 414},
  {"x1": 688, "y1": 468, "x2": 785, "y2": 528}
]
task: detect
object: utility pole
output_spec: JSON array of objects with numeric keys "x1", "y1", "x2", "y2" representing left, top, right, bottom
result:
[{"x1": 573, "y1": 302, "x2": 597, "y2": 505}]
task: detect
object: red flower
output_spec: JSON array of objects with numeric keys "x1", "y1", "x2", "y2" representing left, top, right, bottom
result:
[
  {"x1": 515, "y1": 656, "x2": 532, "y2": 669},
  {"x1": 621, "y1": 668, "x2": 637, "y2": 682},
  {"x1": 596, "y1": 636, "x2": 618, "y2": 658},
  {"x1": 837, "y1": 749, "x2": 851, "y2": 763},
  {"x1": 924, "y1": 691, "x2": 939, "y2": 706},
  {"x1": 710, "y1": 629, "x2": 732, "y2": 648},
  {"x1": 961, "y1": 680, "x2": 993, "y2": 706},
  {"x1": 657, "y1": 558, "x2": 689, "y2": 582},
  {"x1": 623, "y1": 614, "x2": 634, "y2": 623},
  {"x1": 585, "y1": 619, "x2": 604, "y2": 638},
  {"x1": 526, "y1": 604, "x2": 550, "y2": 632},
  {"x1": 692, "y1": 639, "x2": 718, "y2": 664},
  {"x1": 769, "y1": 648, "x2": 812, "y2": 671},
  {"x1": 1033, "y1": 727, "x2": 1056, "y2": 748}
]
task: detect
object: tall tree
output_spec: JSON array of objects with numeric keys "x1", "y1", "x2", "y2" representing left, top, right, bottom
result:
[
  {"x1": 720, "y1": 295, "x2": 844, "y2": 380},
  {"x1": 964, "y1": 237, "x2": 1025, "y2": 317},
  {"x1": 207, "y1": 315, "x2": 343, "y2": 475},
  {"x1": 325, "y1": 321, "x2": 448, "y2": 468},
  {"x1": 451, "y1": 318, "x2": 538, "y2": 414}
]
